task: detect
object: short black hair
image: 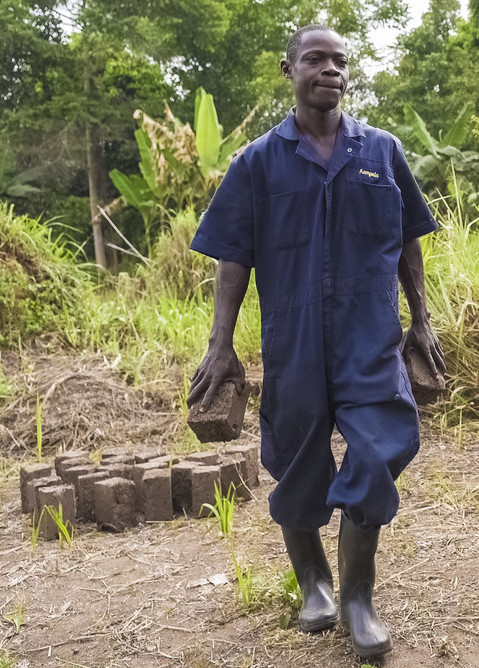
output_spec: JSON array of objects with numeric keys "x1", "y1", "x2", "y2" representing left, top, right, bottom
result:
[{"x1": 286, "y1": 24, "x2": 333, "y2": 63}]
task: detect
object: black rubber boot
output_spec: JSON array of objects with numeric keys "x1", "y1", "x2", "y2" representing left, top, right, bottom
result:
[
  {"x1": 338, "y1": 512, "x2": 392, "y2": 658},
  {"x1": 282, "y1": 526, "x2": 339, "y2": 632}
]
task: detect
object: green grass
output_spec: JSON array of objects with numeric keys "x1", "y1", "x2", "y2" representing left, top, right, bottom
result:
[
  {"x1": 0, "y1": 651, "x2": 15, "y2": 668},
  {"x1": 232, "y1": 550, "x2": 255, "y2": 611},
  {"x1": 0, "y1": 202, "x2": 96, "y2": 347},
  {"x1": 404, "y1": 190, "x2": 479, "y2": 425},
  {"x1": 44, "y1": 504, "x2": 75, "y2": 547},
  {"x1": 0, "y1": 360, "x2": 15, "y2": 405},
  {"x1": 200, "y1": 482, "x2": 235, "y2": 536},
  {"x1": 3, "y1": 598, "x2": 24, "y2": 633},
  {"x1": 36, "y1": 392, "x2": 42, "y2": 463}
]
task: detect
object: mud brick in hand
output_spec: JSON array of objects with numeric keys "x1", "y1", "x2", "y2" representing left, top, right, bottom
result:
[
  {"x1": 187, "y1": 382, "x2": 251, "y2": 443},
  {"x1": 403, "y1": 345, "x2": 446, "y2": 405}
]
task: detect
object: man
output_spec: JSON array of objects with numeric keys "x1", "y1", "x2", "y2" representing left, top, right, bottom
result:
[{"x1": 188, "y1": 25, "x2": 445, "y2": 658}]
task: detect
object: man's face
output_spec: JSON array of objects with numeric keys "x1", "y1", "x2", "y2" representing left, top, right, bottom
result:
[{"x1": 282, "y1": 30, "x2": 349, "y2": 113}]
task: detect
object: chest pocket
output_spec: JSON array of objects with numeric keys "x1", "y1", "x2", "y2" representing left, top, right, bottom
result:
[
  {"x1": 260, "y1": 190, "x2": 311, "y2": 250},
  {"x1": 345, "y1": 180, "x2": 393, "y2": 238}
]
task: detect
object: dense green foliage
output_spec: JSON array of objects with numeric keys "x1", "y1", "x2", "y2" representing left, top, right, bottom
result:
[
  {"x1": 369, "y1": 0, "x2": 479, "y2": 161},
  {"x1": 1, "y1": 0, "x2": 409, "y2": 263}
]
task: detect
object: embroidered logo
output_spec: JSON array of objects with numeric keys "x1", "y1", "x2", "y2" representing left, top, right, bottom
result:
[{"x1": 359, "y1": 168, "x2": 379, "y2": 179}]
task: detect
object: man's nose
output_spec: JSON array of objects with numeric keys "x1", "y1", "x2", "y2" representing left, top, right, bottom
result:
[{"x1": 322, "y1": 61, "x2": 340, "y2": 76}]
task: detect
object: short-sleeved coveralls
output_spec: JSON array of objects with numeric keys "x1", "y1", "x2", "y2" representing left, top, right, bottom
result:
[{"x1": 191, "y1": 110, "x2": 437, "y2": 531}]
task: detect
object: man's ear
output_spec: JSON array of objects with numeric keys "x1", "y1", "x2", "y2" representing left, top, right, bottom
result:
[{"x1": 281, "y1": 59, "x2": 292, "y2": 78}]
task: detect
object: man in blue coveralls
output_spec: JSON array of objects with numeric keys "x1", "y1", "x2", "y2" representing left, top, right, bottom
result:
[{"x1": 188, "y1": 25, "x2": 445, "y2": 658}]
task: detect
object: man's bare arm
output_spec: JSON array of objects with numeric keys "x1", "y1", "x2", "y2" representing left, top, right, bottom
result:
[
  {"x1": 398, "y1": 238, "x2": 446, "y2": 377},
  {"x1": 187, "y1": 260, "x2": 251, "y2": 412}
]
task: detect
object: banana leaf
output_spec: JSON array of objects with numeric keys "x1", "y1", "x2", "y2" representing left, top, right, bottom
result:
[
  {"x1": 404, "y1": 104, "x2": 439, "y2": 158},
  {"x1": 135, "y1": 129, "x2": 157, "y2": 195},
  {"x1": 195, "y1": 88, "x2": 222, "y2": 174},
  {"x1": 441, "y1": 102, "x2": 475, "y2": 149},
  {"x1": 109, "y1": 169, "x2": 154, "y2": 220}
]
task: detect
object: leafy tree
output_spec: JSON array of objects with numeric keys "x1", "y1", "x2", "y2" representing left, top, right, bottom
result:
[
  {"x1": 170, "y1": 0, "x2": 409, "y2": 135},
  {"x1": 367, "y1": 0, "x2": 479, "y2": 149}
]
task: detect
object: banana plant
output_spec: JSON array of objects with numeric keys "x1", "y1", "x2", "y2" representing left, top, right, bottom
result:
[
  {"x1": 109, "y1": 88, "x2": 255, "y2": 255},
  {"x1": 109, "y1": 128, "x2": 159, "y2": 256},
  {"x1": 402, "y1": 102, "x2": 479, "y2": 203}
]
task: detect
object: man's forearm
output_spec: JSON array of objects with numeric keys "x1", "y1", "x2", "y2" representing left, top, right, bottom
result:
[
  {"x1": 209, "y1": 260, "x2": 251, "y2": 349},
  {"x1": 398, "y1": 238, "x2": 429, "y2": 325}
]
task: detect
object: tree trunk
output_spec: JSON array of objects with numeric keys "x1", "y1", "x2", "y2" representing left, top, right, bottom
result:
[{"x1": 86, "y1": 121, "x2": 107, "y2": 269}]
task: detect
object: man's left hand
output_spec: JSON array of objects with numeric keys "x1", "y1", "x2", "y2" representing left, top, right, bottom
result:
[{"x1": 402, "y1": 318, "x2": 446, "y2": 379}]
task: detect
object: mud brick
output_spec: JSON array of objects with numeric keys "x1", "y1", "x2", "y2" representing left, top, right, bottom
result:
[
  {"x1": 134, "y1": 452, "x2": 161, "y2": 464},
  {"x1": 20, "y1": 463, "x2": 51, "y2": 513},
  {"x1": 171, "y1": 461, "x2": 196, "y2": 513},
  {"x1": 63, "y1": 464, "x2": 96, "y2": 503},
  {"x1": 191, "y1": 465, "x2": 221, "y2": 516},
  {"x1": 54, "y1": 450, "x2": 87, "y2": 476},
  {"x1": 133, "y1": 458, "x2": 170, "y2": 487},
  {"x1": 156, "y1": 454, "x2": 180, "y2": 467},
  {"x1": 403, "y1": 344, "x2": 446, "y2": 405},
  {"x1": 186, "y1": 450, "x2": 222, "y2": 466},
  {"x1": 187, "y1": 381, "x2": 251, "y2": 443},
  {"x1": 225, "y1": 444, "x2": 259, "y2": 491},
  {"x1": 77, "y1": 471, "x2": 111, "y2": 521},
  {"x1": 94, "y1": 477, "x2": 137, "y2": 532},
  {"x1": 25, "y1": 475, "x2": 62, "y2": 515},
  {"x1": 221, "y1": 453, "x2": 253, "y2": 500},
  {"x1": 100, "y1": 454, "x2": 135, "y2": 465},
  {"x1": 219, "y1": 455, "x2": 247, "y2": 497},
  {"x1": 99, "y1": 449, "x2": 122, "y2": 459},
  {"x1": 36, "y1": 484, "x2": 76, "y2": 541},
  {"x1": 141, "y1": 469, "x2": 173, "y2": 521},
  {"x1": 57, "y1": 456, "x2": 91, "y2": 480},
  {"x1": 98, "y1": 463, "x2": 135, "y2": 480}
]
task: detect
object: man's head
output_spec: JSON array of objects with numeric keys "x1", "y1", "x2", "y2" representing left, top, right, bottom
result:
[
  {"x1": 286, "y1": 24, "x2": 333, "y2": 63},
  {"x1": 281, "y1": 25, "x2": 349, "y2": 113}
]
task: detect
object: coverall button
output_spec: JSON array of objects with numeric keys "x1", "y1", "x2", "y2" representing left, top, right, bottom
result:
[
  {"x1": 347, "y1": 147, "x2": 353, "y2": 152},
  {"x1": 394, "y1": 393, "x2": 400, "y2": 400}
]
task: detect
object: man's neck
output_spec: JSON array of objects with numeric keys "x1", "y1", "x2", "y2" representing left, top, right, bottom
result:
[{"x1": 294, "y1": 106, "x2": 342, "y2": 143}]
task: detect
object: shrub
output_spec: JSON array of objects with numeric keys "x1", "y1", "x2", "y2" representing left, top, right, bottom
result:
[{"x1": 0, "y1": 203, "x2": 94, "y2": 346}]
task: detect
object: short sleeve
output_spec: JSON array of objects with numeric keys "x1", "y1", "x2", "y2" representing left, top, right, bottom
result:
[
  {"x1": 392, "y1": 138, "x2": 438, "y2": 244},
  {"x1": 190, "y1": 156, "x2": 255, "y2": 267}
]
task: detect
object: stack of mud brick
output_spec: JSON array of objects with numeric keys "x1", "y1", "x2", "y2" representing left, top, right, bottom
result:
[{"x1": 19, "y1": 444, "x2": 259, "y2": 539}]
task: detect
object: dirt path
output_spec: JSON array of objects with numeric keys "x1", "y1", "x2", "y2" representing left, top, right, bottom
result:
[
  {"x1": 0, "y1": 351, "x2": 478, "y2": 667},
  {"x1": 0, "y1": 425, "x2": 478, "y2": 668}
]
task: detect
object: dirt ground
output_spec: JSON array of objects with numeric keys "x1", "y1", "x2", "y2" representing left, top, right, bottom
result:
[{"x1": 0, "y1": 350, "x2": 478, "y2": 668}]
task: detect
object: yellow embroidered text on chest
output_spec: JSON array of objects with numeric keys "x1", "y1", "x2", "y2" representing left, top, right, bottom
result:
[{"x1": 359, "y1": 168, "x2": 379, "y2": 179}]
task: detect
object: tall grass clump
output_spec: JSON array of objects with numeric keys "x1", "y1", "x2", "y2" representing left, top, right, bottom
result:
[
  {"x1": 417, "y1": 190, "x2": 479, "y2": 424},
  {"x1": 139, "y1": 208, "x2": 216, "y2": 300},
  {"x1": 0, "y1": 203, "x2": 95, "y2": 346}
]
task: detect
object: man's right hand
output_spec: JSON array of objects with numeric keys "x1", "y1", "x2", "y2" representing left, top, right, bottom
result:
[
  {"x1": 187, "y1": 345, "x2": 246, "y2": 413},
  {"x1": 187, "y1": 259, "x2": 251, "y2": 413}
]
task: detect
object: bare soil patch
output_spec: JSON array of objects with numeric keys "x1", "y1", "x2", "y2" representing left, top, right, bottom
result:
[{"x1": 0, "y1": 351, "x2": 478, "y2": 667}]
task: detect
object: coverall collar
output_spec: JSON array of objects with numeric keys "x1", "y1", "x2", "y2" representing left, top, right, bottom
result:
[{"x1": 276, "y1": 108, "x2": 365, "y2": 177}]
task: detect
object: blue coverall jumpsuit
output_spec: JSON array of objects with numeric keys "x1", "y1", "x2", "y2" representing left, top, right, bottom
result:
[{"x1": 191, "y1": 110, "x2": 438, "y2": 531}]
